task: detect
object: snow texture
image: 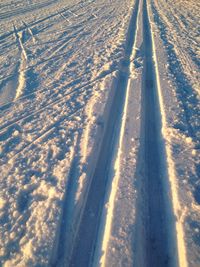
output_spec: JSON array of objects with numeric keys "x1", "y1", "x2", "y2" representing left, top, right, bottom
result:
[{"x1": 0, "y1": 0, "x2": 199, "y2": 266}]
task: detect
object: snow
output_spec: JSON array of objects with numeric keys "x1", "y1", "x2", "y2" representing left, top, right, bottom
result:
[
  {"x1": 148, "y1": 1, "x2": 200, "y2": 266},
  {"x1": 0, "y1": 0, "x2": 136, "y2": 265},
  {"x1": 94, "y1": 0, "x2": 143, "y2": 265},
  {"x1": 0, "y1": 0, "x2": 199, "y2": 266},
  {"x1": 149, "y1": 5, "x2": 188, "y2": 266}
]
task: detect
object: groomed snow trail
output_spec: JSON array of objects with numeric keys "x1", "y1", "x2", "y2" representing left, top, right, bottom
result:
[
  {"x1": 134, "y1": 0, "x2": 178, "y2": 265},
  {"x1": 67, "y1": 1, "x2": 140, "y2": 266},
  {"x1": 134, "y1": 0, "x2": 188, "y2": 266},
  {"x1": 94, "y1": 0, "x2": 182, "y2": 266},
  {"x1": 149, "y1": 1, "x2": 200, "y2": 265},
  {"x1": 1, "y1": 0, "x2": 197, "y2": 265},
  {"x1": 67, "y1": 0, "x2": 180, "y2": 266}
]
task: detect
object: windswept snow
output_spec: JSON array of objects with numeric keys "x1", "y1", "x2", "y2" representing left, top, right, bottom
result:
[{"x1": 0, "y1": 0, "x2": 199, "y2": 266}]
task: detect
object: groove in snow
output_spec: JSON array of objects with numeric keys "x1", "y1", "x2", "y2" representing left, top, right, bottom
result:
[
  {"x1": 93, "y1": 0, "x2": 142, "y2": 265},
  {"x1": 147, "y1": 1, "x2": 188, "y2": 266},
  {"x1": 68, "y1": 1, "x2": 140, "y2": 266}
]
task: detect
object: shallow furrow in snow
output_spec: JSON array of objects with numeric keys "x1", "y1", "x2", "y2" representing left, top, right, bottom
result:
[
  {"x1": 96, "y1": 0, "x2": 180, "y2": 266},
  {"x1": 148, "y1": 1, "x2": 200, "y2": 265},
  {"x1": 22, "y1": 20, "x2": 37, "y2": 44},
  {"x1": 133, "y1": 0, "x2": 182, "y2": 266},
  {"x1": 0, "y1": 1, "x2": 134, "y2": 265},
  {"x1": 65, "y1": 1, "x2": 141, "y2": 266}
]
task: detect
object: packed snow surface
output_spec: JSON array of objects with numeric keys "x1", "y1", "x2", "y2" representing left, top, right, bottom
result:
[{"x1": 0, "y1": 0, "x2": 199, "y2": 266}]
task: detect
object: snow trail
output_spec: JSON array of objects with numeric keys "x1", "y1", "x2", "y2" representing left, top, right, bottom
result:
[
  {"x1": 138, "y1": 0, "x2": 174, "y2": 264},
  {"x1": 94, "y1": 0, "x2": 142, "y2": 265},
  {"x1": 67, "y1": 1, "x2": 140, "y2": 266},
  {"x1": 95, "y1": 0, "x2": 180, "y2": 266},
  {"x1": 1, "y1": 0, "x2": 196, "y2": 265},
  {"x1": 147, "y1": 1, "x2": 188, "y2": 267},
  {"x1": 66, "y1": 0, "x2": 181, "y2": 266},
  {"x1": 133, "y1": 0, "x2": 185, "y2": 266}
]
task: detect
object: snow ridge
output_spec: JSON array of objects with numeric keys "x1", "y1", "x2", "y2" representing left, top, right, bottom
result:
[{"x1": 13, "y1": 25, "x2": 28, "y2": 100}]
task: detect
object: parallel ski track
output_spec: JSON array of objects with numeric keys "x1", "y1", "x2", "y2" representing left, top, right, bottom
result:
[
  {"x1": 142, "y1": 0, "x2": 170, "y2": 264},
  {"x1": 61, "y1": 0, "x2": 141, "y2": 266},
  {"x1": 134, "y1": 0, "x2": 177, "y2": 266}
]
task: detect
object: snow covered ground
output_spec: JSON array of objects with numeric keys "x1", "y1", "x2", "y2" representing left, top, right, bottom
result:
[
  {"x1": 149, "y1": 1, "x2": 200, "y2": 266},
  {"x1": 0, "y1": 0, "x2": 199, "y2": 266}
]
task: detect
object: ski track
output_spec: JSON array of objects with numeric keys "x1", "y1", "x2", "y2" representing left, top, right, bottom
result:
[
  {"x1": 51, "y1": 1, "x2": 141, "y2": 265},
  {"x1": 95, "y1": 0, "x2": 180, "y2": 266},
  {"x1": 0, "y1": 68, "x2": 114, "y2": 134},
  {"x1": 62, "y1": 0, "x2": 178, "y2": 266},
  {"x1": 22, "y1": 20, "x2": 37, "y2": 44},
  {"x1": 0, "y1": 0, "x2": 198, "y2": 266},
  {"x1": 149, "y1": 1, "x2": 200, "y2": 266},
  {"x1": 134, "y1": 0, "x2": 178, "y2": 265},
  {"x1": 94, "y1": 0, "x2": 142, "y2": 265},
  {"x1": 0, "y1": 1, "x2": 135, "y2": 266},
  {"x1": 67, "y1": 0, "x2": 140, "y2": 265}
]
